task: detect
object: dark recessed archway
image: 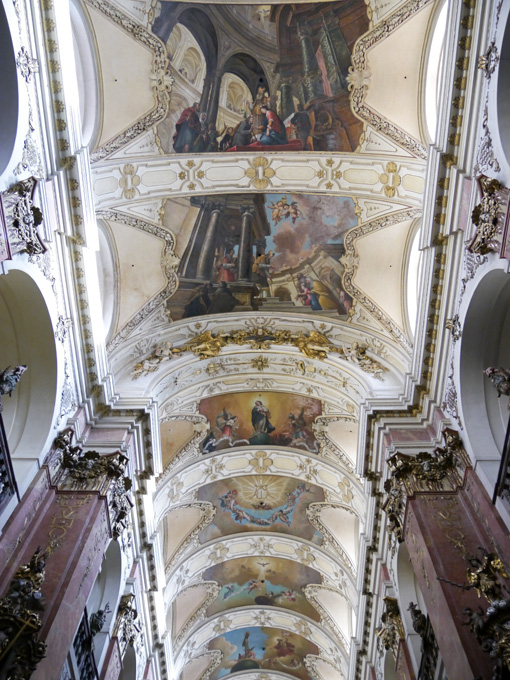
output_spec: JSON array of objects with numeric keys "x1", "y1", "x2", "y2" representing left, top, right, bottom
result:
[{"x1": 222, "y1": 52, "x2": 268, "y2": 98}]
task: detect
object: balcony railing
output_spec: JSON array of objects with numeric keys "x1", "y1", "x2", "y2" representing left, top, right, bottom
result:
[
  {"x1": 0, "y1": 413, "x2": 19, "y2": 512},
  {"x1": 493, "y1": 412, "x2": 510, "y2": 506}
]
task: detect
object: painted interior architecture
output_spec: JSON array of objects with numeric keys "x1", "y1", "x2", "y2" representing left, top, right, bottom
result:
[{"x1": 1, "y1": 1, "x2": 510, "y2": 680}]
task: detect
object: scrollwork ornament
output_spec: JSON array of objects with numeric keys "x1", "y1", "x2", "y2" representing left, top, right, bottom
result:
[{"x1": 0, "y1": 545, "x2": 55, "y2": 678}]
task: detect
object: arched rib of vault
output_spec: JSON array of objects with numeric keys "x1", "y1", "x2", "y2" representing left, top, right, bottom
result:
[
  {"x1": 109, "y1": 313, "x2": 410, "y2": 386},
  {"x1": 175, "y1": 608, "x2": 347, "y2": 677},
  {"x1": 154, "y1": 449, "x2": 366, "y2": 526},
  {"x1": 173, "y1": 603, "x2": 351, "y2": 666},
  {"x1": 163, "y1": 533, "x2": 358, "y2": 609}
]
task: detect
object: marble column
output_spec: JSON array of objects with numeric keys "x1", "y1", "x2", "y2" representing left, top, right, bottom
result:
[
  {"x1": 297, "y1": 22, "x2": 324, "y2": 101},
  {"x1": 207, "y1": 71, "x2": 223, "y2": 128},
  {"x1": 0, "y1": 432, "x2": 132, "y2": 680},
  {"x1": 280, "y1": 77, "x2": 295, "y2": 121},
  {"x1": 196, "y1": 203, "x2": 224, "y2": 280},
  {"x1": 238, "y1": 206, "x2": 254, "y2": 281}
]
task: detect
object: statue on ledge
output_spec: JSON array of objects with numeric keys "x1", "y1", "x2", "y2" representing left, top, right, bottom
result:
[{"x1": 0, "y1": 365, "x2": 27, "y2": 411}]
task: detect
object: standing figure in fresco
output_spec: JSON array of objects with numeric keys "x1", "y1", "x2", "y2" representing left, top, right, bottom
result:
[
  {"x1": 259, "y1": 105, "x2": 287, "y2": 146},
  {"x1": 218, "y1": 126, "x2": 236, "y2": 151},
  {"x1": 252, "y1": 250, "x2": 274, "y2": 287},
  {"x1": 252, "y1": 86, "x2": 271, "y2": 131},
  {"x1": 251, "y1": 400, "x2": 275, "y2": 435},
  {"x1": 215, "y1": 247, "x2": 237, "y2": 283},
  {"x1": 173, "y1": 102, "x2": 201, "y2": 153},
  {"x1": 290, "y1": 104, "x2": 312, "y2": 150}
]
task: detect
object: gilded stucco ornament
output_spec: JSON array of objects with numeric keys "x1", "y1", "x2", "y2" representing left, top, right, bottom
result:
[
  {"x1": 0, "y1": 546, "x2": 54, "y2": 678},
  {"x1": 0, "y1": 365, "x2": 27, "y2": 412},
  {"x1": 382, "y1": 429, "x2": 470, "y2": 542},
  {"x1": 133, "y1": 328, "x2": 387, "y2": 379},
  {"x1": 375, "y1": 596, "x2": 405, "y2": 659},
  {"x1": 468, "y1": 175, "x2": 503, "y2": 255},
  {"x1": 113, "y1": 594, "x2": 142, "y2": 657}
]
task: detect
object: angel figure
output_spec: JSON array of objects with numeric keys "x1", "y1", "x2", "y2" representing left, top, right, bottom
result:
[
  {"x1": 288, "y1": 201, "x2": 304, "y2": 224},
  {"x1": 215, "y1": 407, "x2": 239, "y2": 443},
  {"x1": 268, "y1": 198, "x2": 286, "y2": 225},
  {"x1": 293, "y1": 330, "x2": 331, "y2": 360}
]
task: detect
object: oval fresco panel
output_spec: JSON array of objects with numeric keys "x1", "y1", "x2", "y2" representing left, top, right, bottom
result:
[
  {"x1": 204, "y1": 556, "x2": 321, "y2": 621},
  {"x1": 197, "y1": 476, "x2": 324, "y2": 544}
]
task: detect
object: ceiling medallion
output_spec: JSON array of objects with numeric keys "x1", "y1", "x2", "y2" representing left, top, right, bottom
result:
[{"x1": 133, "y1": 328, "x2": 387, "y2": 379}]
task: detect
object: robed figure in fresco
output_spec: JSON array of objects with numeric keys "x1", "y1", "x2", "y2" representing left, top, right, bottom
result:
[
  {"x1": 259, "y1": 105, "x2": 287, "y2": 146},
  {"x1": 251, "y1": 400, "x2": 275, "y2": 443},
  {"x1": 173, "y1": 102, "x2": 201, "y2": 153}
]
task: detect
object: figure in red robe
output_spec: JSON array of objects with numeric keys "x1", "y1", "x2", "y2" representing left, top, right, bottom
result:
[
  {"x1": 173, "y1": 102, "x2": 201, "y2": 153},
  {"x1": 259, "y1": 105, "x2": 287, "y2": 145}
]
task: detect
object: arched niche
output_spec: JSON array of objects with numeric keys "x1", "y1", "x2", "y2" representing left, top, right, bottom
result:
[
  {"x1": 0, "y1": 269, "x2": 58, "y2": 482},
  {"x1": 395, "y1": 542, "x2": 427, "y2": 673},
  {"x1": 96, "y1": 220, "x2": 118, "y2": 343},
  {"x1": 70, "y1": 0, "x2": 101, "y2": 148},
  {"x1": 421, "y1": 0, "x2": 449, "y2": 144},
  {"x1": 497, "y1": 7, "x2": 510, "y2": 170},
  {"x1": 0, "y1": 0, "x2": 31, "y2": 192},
  {"x1": 86, "y1": 540, "x2": 123, "y2": 672},
  {"x1": 458, "y1": 267, "x2": 510, "y2": 489},
  {"x1": 0, "y1": 2, "x2": 18, "y2": 178}
]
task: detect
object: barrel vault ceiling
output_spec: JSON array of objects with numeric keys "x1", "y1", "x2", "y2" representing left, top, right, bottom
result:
[{"x1": 78, "y1": 0, "x2": 449, "y2": 678}]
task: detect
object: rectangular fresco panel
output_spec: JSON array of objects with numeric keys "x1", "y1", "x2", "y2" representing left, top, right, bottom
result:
[
  {"x1": 200, "y1": 391, "x2": 322, "y2": 453},
  {"x1": 197, "y1": 476, "x2": 325, "y2": 544},
  {"x1": 152, "y1": 2, "x2": 368, "y2": 153},
  {"x1": 164, "y1": 193, "x2": 355, "y2": 322},
  {"x1": 209, "y1": 627, "x2": 318, "y2": 680}
]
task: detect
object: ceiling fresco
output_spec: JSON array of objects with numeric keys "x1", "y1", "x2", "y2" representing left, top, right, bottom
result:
[
  {"x1": 199, "y1": 391, "x2": 322, "y2": 452},
  {"x1": 196, "y1": 475, "x2": 325, "y2": 543},
  {"x1": 203, "y1": 556, "x2": 321, "y2": 620},
  {"x1": 80, "y1": 0, "x2": 448, "y2": 677},
  {"x1": 162, "y1": 192, "x2": 356, "y2": 323},
  {"x1": 152, "y1": 2, "x2": 368, "y2": 154},
  {"x1": 208, "y1": 627, "x2": 319, "y2": 679}
]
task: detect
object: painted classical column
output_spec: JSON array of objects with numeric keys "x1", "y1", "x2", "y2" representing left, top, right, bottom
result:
[
  {"x1": 238, "y1": 206, "x2": 254, "y2": 281},
  {"x1": 325, "y1": 16, "x2": 352, "y2": 79},
  {"x1": 206, "y1": 71, "x2": 223, "y2": 128},
  {"x1": 0, "y1": 430, "x2": 133, "y2": 680},
  {"x1": 383, "y1": 430, "x2": 508, "y2": 680},
  {"x1": 297, "y1": 22, "x2": 324, "y2": 101},
  {"x1": 280, "y1": 77, "x2": 295, "y2": 121},
  {"x1": 318, "y1": 23, "x2": 343, "y2": 94},
  {"x1": 196, "y1": 203, "x2": 224, "y2": 280},
  {"x1": 199, "y1": 73, "x2": 213, "y2": 115},
  {"x1": 179, "y1": 197, "x2": 213, "y2": 279}
]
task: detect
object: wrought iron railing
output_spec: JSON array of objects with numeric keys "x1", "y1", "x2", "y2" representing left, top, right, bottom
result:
[
  {"x1": 0, "y1": 413, "x2": 19, "y2": 512},
  {"x1": 417, "y1": 617, "x2": 440, "y2": 680},
  {"x1": 72, "y1": 609, "x2": 100, "y2": 680},
  {"x1": 493, "y1": 412, "x2": 510, "y2": 505}
]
